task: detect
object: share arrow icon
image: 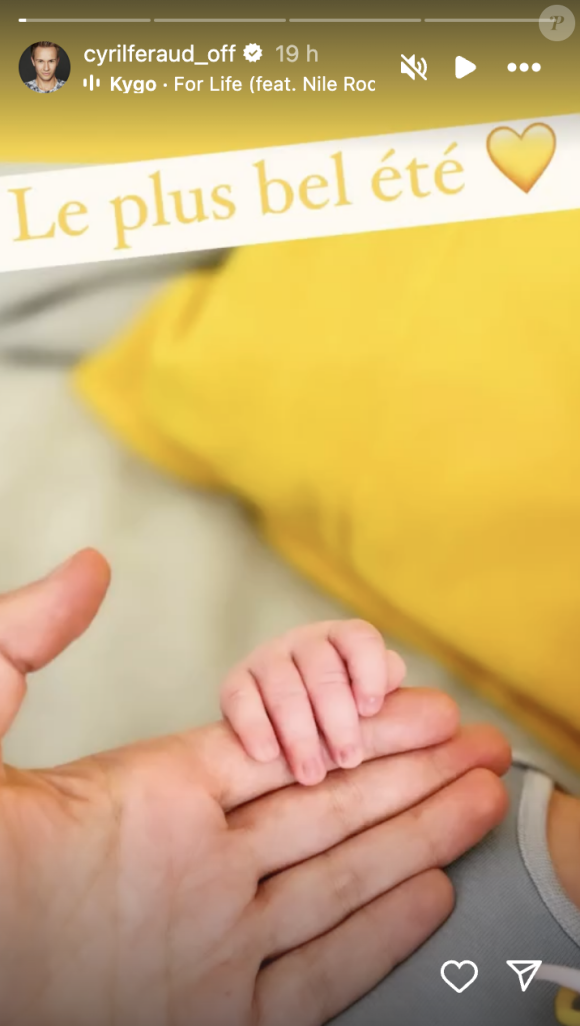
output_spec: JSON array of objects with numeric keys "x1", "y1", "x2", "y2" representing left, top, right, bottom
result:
[{"x1": 506, "y1": 961, "x2": 543, "y2": 992}]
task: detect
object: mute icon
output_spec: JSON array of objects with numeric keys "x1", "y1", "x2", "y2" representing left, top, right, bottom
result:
[{"x1": 401, "y1": 54, "x2": 427, "y2": 81}]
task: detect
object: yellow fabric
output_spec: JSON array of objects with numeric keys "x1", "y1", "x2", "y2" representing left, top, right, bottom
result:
[{"x1": 75, "y1": 211, "x2": 580, "y2": 770}]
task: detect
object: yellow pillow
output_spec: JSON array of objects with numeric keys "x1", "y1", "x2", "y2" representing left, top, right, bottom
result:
[{"x1": 75, "y1": 211, "x2": 580, "y2": 770}]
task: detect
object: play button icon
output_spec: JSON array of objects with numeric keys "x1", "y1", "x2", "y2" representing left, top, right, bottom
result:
[{"x1": 456, "y1": 55, "x2": 477, "y2": 79}]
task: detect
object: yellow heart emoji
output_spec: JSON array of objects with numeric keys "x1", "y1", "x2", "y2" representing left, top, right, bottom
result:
[{"x1": 486, "y1": 122, "x2": 556, "y2": 193}]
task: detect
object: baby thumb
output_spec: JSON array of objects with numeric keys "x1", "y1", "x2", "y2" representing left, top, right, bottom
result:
[{"x1": 0, "y1": 549, "x2": 111, "y2": 742}]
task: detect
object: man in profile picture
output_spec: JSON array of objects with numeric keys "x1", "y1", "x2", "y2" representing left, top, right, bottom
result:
[{"x1": 26, "y1": 42, "x2": 66, "y2": 92}]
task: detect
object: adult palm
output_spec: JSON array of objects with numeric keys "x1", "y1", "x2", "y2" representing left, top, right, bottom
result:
[{"x1": 0, "y1": 552, "x2": 509, "y2": 1026}]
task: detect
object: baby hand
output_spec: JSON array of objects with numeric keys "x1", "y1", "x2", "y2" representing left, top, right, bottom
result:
[{"x1": 219, "y1": 620, "x2": 406, "y2": 786}]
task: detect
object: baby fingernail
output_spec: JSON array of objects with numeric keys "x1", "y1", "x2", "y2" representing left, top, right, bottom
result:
[
  {"x1": 337, "y1": 746, "x2": 362, "y2": 768},
  {"x1": 299, "y1": 758, "x2": 325, "y2": 784},
  {"x1": 257, "y1": 741, "x2": 280, "y2": 761},
  {"x1": 360, "y1": 695, "x2": 382, "y2": 714}
]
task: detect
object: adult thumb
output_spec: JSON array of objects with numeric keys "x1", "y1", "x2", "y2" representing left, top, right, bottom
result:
[{"x1": 0, "y1": 549, "x2": 111, "y2": 743}]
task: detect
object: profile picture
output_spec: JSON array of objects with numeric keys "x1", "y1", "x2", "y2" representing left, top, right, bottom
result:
[{"x1": 19, "y1": 41, "x2": 71, "y2": 93}]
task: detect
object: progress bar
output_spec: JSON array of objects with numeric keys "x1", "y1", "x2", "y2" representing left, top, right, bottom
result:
[
  {"x1": 154, "y1": 17, "x2": 287, "y2": 21},
  {"x1": 290, "y1": 17, "x2": 421, "y2": 21},
  {"x1": 17, "y1": 15, "x2": 552, "y2": 24},
  {"x1": 425, "y1": 16, "x2": 552, "y2": 21},
  {"x1": 19, "y1": 16, "x2": 151, "y2": 21}
]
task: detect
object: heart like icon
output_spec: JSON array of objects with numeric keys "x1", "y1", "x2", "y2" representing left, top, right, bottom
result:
[
  {"x1": 440, "y1": 960, "x2": 479, "y2": 994},
  {"x1": 486, "y1": 123, "x2": 556, "y2": 193}
]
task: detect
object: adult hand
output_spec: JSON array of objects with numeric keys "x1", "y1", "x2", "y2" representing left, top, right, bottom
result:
[{"x1": 0, "y1": 551, "x2": 510, "y2": 1026}]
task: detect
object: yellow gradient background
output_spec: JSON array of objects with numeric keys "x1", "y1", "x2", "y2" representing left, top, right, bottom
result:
[{"x1": 3, "y1": 0, "x2": 578, "y2": 162}]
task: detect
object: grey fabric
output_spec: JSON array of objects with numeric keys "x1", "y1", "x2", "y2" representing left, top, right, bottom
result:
[
  {"x1": 333, "y1": 764, "x2": 580, "y2": 1026},
  {"x1": 520, "y1": 771, "x2": 580, "y2": 950}
]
